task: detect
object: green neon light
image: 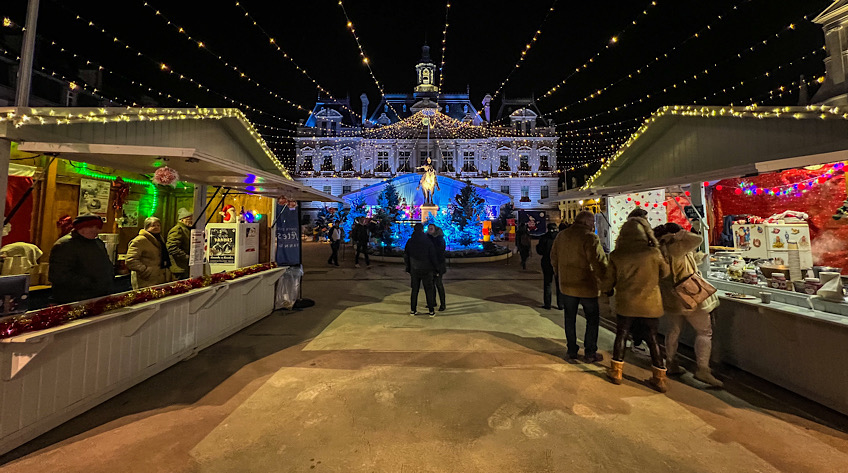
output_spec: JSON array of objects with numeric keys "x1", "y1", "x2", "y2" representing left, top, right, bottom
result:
[{"x1": 76, "y1": 163, "x2": 159, "y2": 217}]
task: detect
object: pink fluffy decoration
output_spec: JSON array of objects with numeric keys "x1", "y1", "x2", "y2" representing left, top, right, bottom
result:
[{"x1": 153, "y1": 166, "x2": 179, "y2": 186}]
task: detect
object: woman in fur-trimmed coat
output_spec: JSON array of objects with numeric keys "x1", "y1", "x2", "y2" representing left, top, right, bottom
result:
[{"x1": 604, "y1": 217, "x2": 670, "y2": 392}]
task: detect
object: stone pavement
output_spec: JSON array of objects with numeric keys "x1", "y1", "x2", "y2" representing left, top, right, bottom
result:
[{"x1": 1, "y1": 241, "x2": 847, "y2": 472}]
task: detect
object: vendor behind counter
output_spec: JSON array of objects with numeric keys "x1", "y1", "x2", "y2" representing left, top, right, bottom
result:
[{"x1": 48, "y1": 215, "x2": 116, "y2": 304}]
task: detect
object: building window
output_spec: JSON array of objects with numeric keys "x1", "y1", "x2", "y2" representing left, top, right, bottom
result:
[
  {"x1": 376, "y1": 151, "x2": 390, "y2": 172},
  {"x1": 321, "y1": 155, "x2": 334, "y2": 171},
  {"x1": 462, "y1": 151, "x2": 476, "y2": 172},
  {"x1": 398, "y1": 151, "x2": 412, "y2": 172},
  {"x1": 300, "y1": 155, "x2": 314, "y2": 172},
  {"x1": 539, "y1": 154, "x2": 550, "y2": 171},
  {"x1": 541, "y1": 185, "x2": 549, "y2": 199},
  {"x1": 519, "y1": 154, "x2": 530, "y2": 171},
  {"x1": 420, "y1": 150, "x2": 431, "y2": 162},
  {"x1": 341, "y1": 156, "x2": 353, "y2": 172},
  {"x1": 520, "y1": 185, "x2": 530, "y2": 202},
  {"x1": 323, "y1": 185, "x2": 332, "y2": 195},
  {"x1": 501, "y1": 185, "x2": 510, "y2": 195},
  {"x1": 440, "y1": 151, "x2": 454, "y2": 172},
  {"x1": 343, "y1": 185, "x2": 351, "y2": 194},
  {"x1": 498, "y1": 155, "x2": 510, "y2": 171}
]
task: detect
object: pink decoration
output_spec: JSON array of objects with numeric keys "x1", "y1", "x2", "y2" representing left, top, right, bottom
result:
[{"x1": 153, "y1": 166, "x2": 179, "y2": 186}]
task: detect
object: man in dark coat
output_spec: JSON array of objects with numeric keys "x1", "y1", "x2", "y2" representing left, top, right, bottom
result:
[
  {"x1": 517, "y1": 223, "x2": 532, "y2": 269},
  {"x1": 167, "y1": 207, "x2": 193, "y2": 279},
  {"x1": 48, "y1": 215, "x2": 115, "y2": 304},
  {"x1": 404, "y1": 223, "x2": 439, "y2": 317},
  {"x1": 536, "y1": 222, "x2": 563, "y2": 310},
  {"x1": 427, "y1": 223, "x2": 447, "y2": 311},
  {"x1": 352, "y1": 217, "x2": 370, "y2": 268}
]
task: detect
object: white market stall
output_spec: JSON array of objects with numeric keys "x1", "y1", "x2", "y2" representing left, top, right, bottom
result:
[
  {"x1": 544, "y1": 105, "x2": 848, "y2": 416},
  {"x1": 0, "y1": 107, "x2": 341, "y2": 455}
]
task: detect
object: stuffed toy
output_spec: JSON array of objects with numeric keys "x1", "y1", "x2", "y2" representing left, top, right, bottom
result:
[{"x1": 220, "y1": 205, "x2": 238, "y2": 223}]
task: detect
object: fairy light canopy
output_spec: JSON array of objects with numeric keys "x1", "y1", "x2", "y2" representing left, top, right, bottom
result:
[
  {"x1": 0, "y1": 107, "x2": 342, "y2": 202},
  {"x1": 543, "y1": 105, "x2": 848, "y2": 202}
]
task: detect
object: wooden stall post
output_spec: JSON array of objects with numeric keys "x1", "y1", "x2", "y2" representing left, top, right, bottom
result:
[
  {"x1": 35, "y1": 155, "x2": 58, "y2": 255},
  {"x1": 0, "y1": 140, "x2": 10, "y2": 233}
]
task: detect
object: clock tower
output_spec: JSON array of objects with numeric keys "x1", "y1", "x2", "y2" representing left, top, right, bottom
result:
[{"x1": 414, "y1": 45, "x2": 439, "y2": 93}]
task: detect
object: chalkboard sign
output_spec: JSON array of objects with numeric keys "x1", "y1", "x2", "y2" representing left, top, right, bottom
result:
[{"x1": 684, "y1": 205, "x2": 704, "y2": 220}]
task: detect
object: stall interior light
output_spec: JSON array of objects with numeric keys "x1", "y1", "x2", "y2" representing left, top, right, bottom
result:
[{"x1": 76, "y1": 162, "x2": 158, "y2": 217}]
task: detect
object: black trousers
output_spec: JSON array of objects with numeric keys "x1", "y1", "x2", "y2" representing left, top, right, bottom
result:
[
  {"x1": 327, "y1": 241, "x2": 340, "y2": 265},
  {"x1": 541, "y1": 265, "x2": 562, "y2": 309},
  {"x1": 355, "y1": 242, "x2": 369, "y2": 265},
  {"x1": 410, "y1": 269, "x2": 436, "y2": 311},
  {"x1": 433, "y1": 272, "x2": 445, "y2": 307},
  {"x1": 612, "y1": 315, "x2": 664, "y2": 368}
]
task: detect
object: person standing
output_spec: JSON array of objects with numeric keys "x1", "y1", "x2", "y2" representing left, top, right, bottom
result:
[
  {"x1": 126, "y1": 217, "x2": 173, "y2": 289},
  {"x1": 327, "y1": 221, "x2": 341, "y2": 266},
  {"x1": 427, "y1": 223, "x2": 447, "y2": 311},
  {"x1": 352, "y1": 217, "x2": 370, "y2": 268},
  {"x1": 517, "y1": 223, "x2": 531, "y2": 270},
  {"x1": 167, "y1": 208, "x2": 193, "y2": 280},
  {"x1": 605, "y1": 217, "x2": 671, "y2": 393},
  {"x1": 655, "y1": 222, "x2": 723, "y2": 388},
  {"x1": 550, "y1": 211, "x2": 608, "y2": 363},
  {"x1": 48, "y1": 215, "x2": 115, "y2": 304},
  {"x1": 536, "y1": 222, "x2": 563, "y2": 310},
  {"x1": 404, "y1": 223, "x2": 439, "y2": 317}
]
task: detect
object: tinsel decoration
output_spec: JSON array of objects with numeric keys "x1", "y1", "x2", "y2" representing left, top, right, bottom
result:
[
  {"x1": 111, "y1": 177, "x2": 130, "y2": 213},
  {"x1": 152, "y1": 166, "x2": 179, "y2": 186},
  {"x1": 0, "y1": 262, "x2": 277, "y2": 339}
]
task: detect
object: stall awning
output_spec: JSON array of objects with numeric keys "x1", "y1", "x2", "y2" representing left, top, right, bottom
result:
[
  {"x1": 0, "y1": 107, "x2": 342, "y2": 203},
  {"x1": 546, "y1": 105, "x2": 848, "y2": 203}
]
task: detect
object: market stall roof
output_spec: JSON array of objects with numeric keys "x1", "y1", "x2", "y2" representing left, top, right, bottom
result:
[
  {"x1": 543, "y1": 105, "x2": 848, "y2": 203},
  {"x1": 0, "y1": 107, "x2": 342, "y2": 203}
]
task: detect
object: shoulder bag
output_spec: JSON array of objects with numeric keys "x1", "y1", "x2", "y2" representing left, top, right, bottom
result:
[{"x1": 673, "y1": 253, "x2": 717, "y2": 310}]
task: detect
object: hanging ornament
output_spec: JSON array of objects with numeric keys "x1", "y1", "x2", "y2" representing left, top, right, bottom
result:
[
  {"x1": 111, "y1": 177, "x2": 130, "y2": 212},
  {"x1": 153, "y1": 166, "x2": 179, "y2": 186}
]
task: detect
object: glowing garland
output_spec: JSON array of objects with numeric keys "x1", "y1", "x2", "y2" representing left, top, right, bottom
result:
[
  {"x1": 0, "y1": 107, "x2": 291, "y2": 177},
  {"x1": 718, "y1": 163, "x2": 845, "y2": 197},
  {"x1": 583, "y1": 105, "x2": 848, "y2": 189},
  {"x1": 437, "y1": 1, "x2": 451, "y2": 92},
  {"x1": 75, "y1": 162, "x2": 158, "y2": 217}
]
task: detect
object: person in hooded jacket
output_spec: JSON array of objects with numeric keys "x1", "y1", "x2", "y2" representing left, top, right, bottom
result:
[
  {"x1": 536, "y1": 222, "x2": 563, "y2": 310},
  {"x1": 427, "y1": 224, "x2": 447, "y2": 311},
  {"x1": 654, "y1": 222, "x2": 723, "y2": 388},
  {"x1": 126, "y1": 217, "x2": 173, "y2": 289},
  {"x1": 550, "y1": 211, "x2": 608, "y2": 363},
  {"x1": 604, "y1": 217, "x2": 671, "y2": 393},
  {"x1": 404, "y1": 223, "x2": 439, "y2": 317}
]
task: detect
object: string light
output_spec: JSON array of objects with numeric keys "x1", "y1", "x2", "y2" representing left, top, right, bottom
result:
[
  {"x1": 54, "y1": 5, "x2": 303, "y2": 129},
  {"x1": 234, "y1": 2, "x2": 362, "y2": 122},
  {"x1": 719, "y1": 163, "x2": 845, "y2": 198},
  {"x1": 141, "y1": 1, "x2": 312, "y2": 115},
  {"x1": 561, "y1": 47, "x2": 823, "y2": 126},
  {"x1": 583, "y1": 105, "x2": 848, "y2": 189},
  {"x1": 337, "y1": 1, "x2": 400, "y2": 117},
  {"x1": 0, "y1": 107, "x2": 293, "y2": 177},
  {"x1": 74, "y1": 162, "x2": 159, "y2": 217},
  {"x1": 437, "y1": 1, "x2": 451, "y2": 93},
  {"x1": 547, "y1": 13, "x2": 813, "y2": 116},
  {"x1": 490, "y1": 0, "x2": 560, "y2": 101},
  {"x1": 540, "y1": 0, "x2": 662, "y2": 101}
]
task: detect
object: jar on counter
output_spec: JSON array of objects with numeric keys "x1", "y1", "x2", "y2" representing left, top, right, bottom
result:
[
  {"x1": 804, "y1": 277, "x2": 822, "y2": 295},
  {"x1": 743, "y1": 269, "x2": 758, "y2": 285},
  {"x1": 771, "y1": 272, "x2": 788, "y2": 290}
]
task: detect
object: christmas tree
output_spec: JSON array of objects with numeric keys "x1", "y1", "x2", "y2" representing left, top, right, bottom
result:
[
  {"x1": 342, "y1": 195, "x2": 368, "y2": 239},
  {"x1": 451, "y1": 181, "x2": 486, "y2": 248},
  {"x1": 374, "y1": 182, "x2": 401, "y2": 248}
]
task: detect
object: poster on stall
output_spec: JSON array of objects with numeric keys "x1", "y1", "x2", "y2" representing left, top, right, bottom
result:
[
  {"x1": 275, "y1": 199, "x2": 301, "y2": 266},
  {"x1": 117, "y1": 200, "x2": 139, "y2": 228},
  {"x1": 245, "y1": 225, "x2": 258, "y2": 253},
  {"x1": 518, "y1": 210, "x2": 547, "y2": 236},
  {"x1": 208, "y1": 227, "x2": 236, "y2": 264},
  {"x1": 607, "y1": 190, "x2": 667, "y2": 251},
  {"x1": 188, "y1": 229, "x2": 205, "y2": 266},
  {"x1": 78, "y1": 179, "x2": 110, "y2": 219}
]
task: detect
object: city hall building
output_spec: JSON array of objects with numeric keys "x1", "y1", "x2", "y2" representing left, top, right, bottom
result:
[{"x1": 293, "y1": 45, "x2": 561, "y2": 221}]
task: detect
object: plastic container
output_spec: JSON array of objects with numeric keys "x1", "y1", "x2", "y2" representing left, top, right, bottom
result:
[
  {"x1": 770, "y1": 273, "x2": 787, "y2": 290},
  {"x1": 804, "y1": 277, "x2": 821, "y2": 295}
]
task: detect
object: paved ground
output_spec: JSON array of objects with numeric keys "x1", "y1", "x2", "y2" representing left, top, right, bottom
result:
[{"x1": 2, "y1": 241, "x2": 848, "y2": 472}]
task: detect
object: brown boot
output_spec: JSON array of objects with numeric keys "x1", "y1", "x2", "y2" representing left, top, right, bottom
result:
[
  {"x1": 694, "y1": 367, "x2": 724, "y2": 388},
  {"x1": 607, "y1": 360, "x2": 624, "y2": 385},
  {"x1": 648, "y1": 366, "x2": 669, "y2": 393}
]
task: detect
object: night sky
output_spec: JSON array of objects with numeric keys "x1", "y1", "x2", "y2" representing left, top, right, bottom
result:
[{"x1": 1, "y1": 0, "x2": 834, "y2": 171}]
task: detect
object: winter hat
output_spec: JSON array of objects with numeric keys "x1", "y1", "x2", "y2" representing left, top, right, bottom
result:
[
  {"x1": 73, "y1": 214, "x2": 104, "y2": 230},
  {"x1": 177, "y1": 208, "x2": 192, "y2": 220}
]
